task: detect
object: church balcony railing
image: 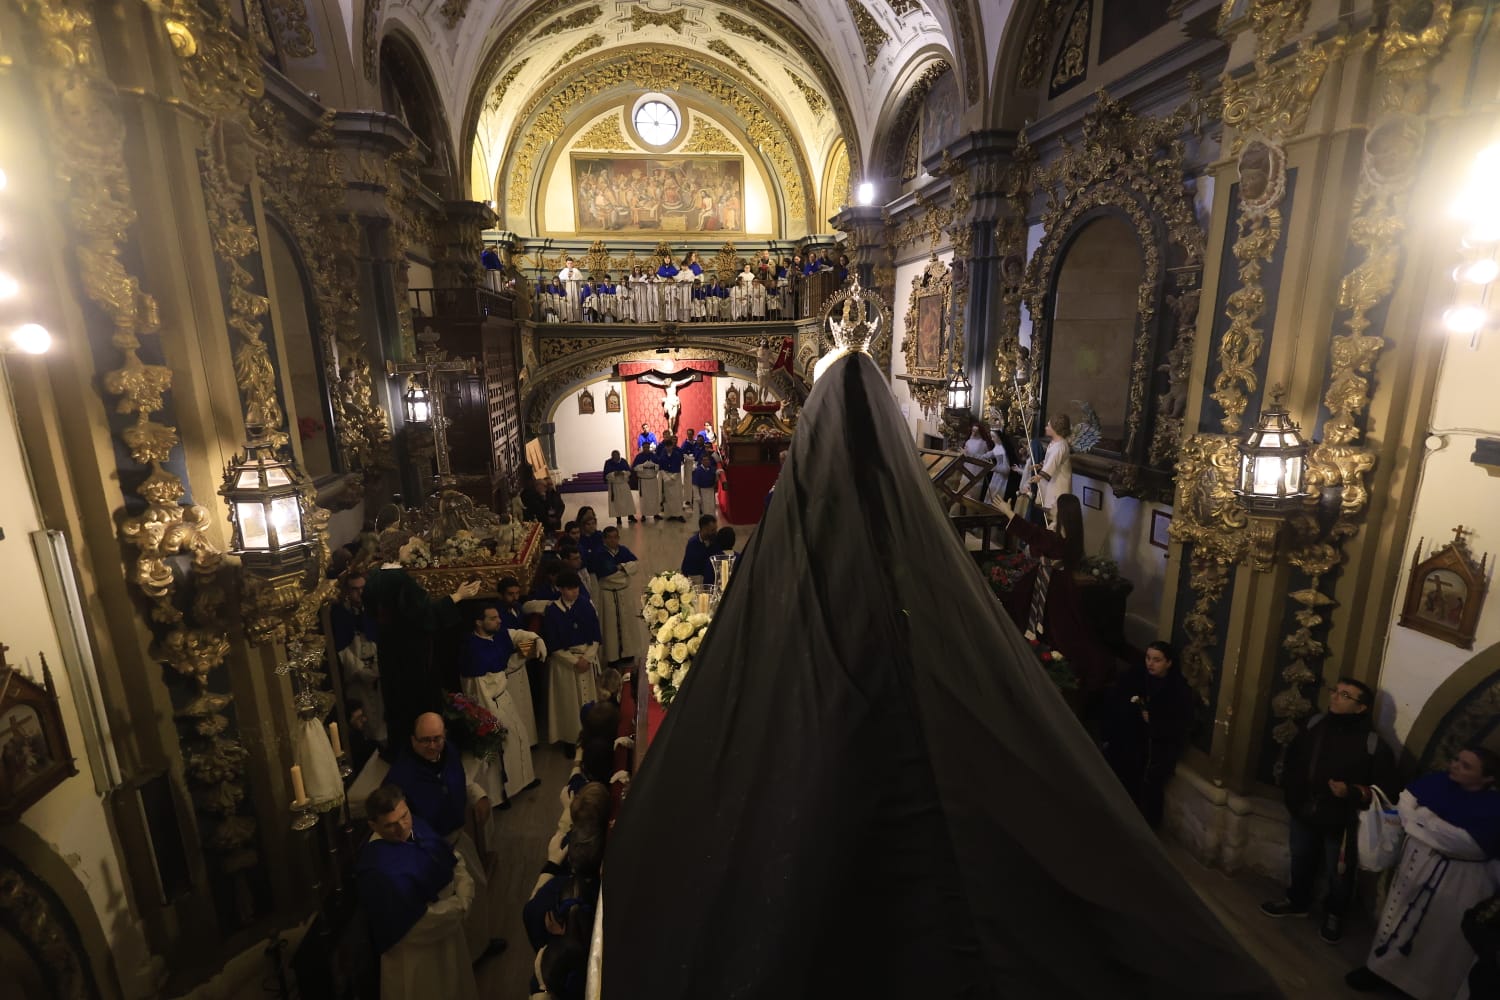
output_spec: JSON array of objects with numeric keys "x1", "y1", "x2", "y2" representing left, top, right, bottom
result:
[
  {"x1": 516, "y1": 269, "x2": 845, "y2": 325},
  {"x1": 408, "y1": 284, "x2": 516, "y2": 323}
]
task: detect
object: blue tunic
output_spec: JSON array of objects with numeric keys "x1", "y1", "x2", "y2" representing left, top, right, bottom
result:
[
  {"x1": 635, "y1": 432, "x2": 656, "y2": 451},
  {"x1": 499, "y1": 603, "x2": 526, "y2": 632},
  {"x1": 589, "y1": 543, "x2": 638, "y2": 580},
  {"x1": 631, "y1": 449, "x2": 656, "y2": 468},
  {"x1": 386, "y1": 746, "x2": 471, "y2": 838},
  {"x1": 691, "y1": 464, "x2": 718, "y2": 489},
  {"x1": 687, "y1": 262, "x2": 704, "y2": 276},
  {"x1": 656, "y1": 263, "x2": 678, "y2": 279},
  {"x1": 578, "y1": 530, "x2": 606, "y2": 563},
  {"x1": 356, "y1": 815, "x2": 457, "y2": 953},
  {"x1": 656, "y1": 446, "x2": 684, "y2": 474},
  {"x1": 544, "y1": 598, "x2": 603, "y2": 650},
  {"x1": 603, "y1": 457, "x2": 630, "y2": 476},
  {"x1": 681, "y1": 534, "x2": 721, "y2": 579},
  {"x1": 461, "y1": 629, "x2": 513, "y2": 678}
]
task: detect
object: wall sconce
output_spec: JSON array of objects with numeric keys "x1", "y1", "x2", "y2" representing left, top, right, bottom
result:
[
  {"x1": 1445, "y1": 143, "x2": 1499, "y2": 348},
  {"x1": 945, "y1": 367, "x2": 973, "y2": 412},
  {"x1": 1233, "y1": 386, "x2": 1312, "y2": 571},
  {"x1": 403, "y1": 377, "x2": 432, "y2": 425},
  {"x1": 220, "y1": 423, "x2": 315, "y2": 641}
]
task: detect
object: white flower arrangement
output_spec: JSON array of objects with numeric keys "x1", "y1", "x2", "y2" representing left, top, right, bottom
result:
[
  {"x1": 645, "y1": 610, "x2": 713, "y2": 707},
  {"x1": 642, "y1": 571, "x2": 696, "y2": 626}
]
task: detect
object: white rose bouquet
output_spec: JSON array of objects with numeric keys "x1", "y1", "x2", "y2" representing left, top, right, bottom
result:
[
  {"x1": 645, "y1": 610, "x2": 713, "y2": 708},
  {"x1": 641, "y1": 570, "x2": 695, "y2": 627}
]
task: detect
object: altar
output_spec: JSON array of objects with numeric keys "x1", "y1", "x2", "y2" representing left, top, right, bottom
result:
[{"x1": 716, "y1": 401, "x2": 793, "y2": 525}]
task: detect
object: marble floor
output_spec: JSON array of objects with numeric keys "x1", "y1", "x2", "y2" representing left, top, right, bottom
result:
[{"x1": 474, "y1": 490, "x2": 1372, "y2": 998}]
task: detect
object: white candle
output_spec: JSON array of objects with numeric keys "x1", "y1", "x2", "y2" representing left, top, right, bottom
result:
[
  {"x1": 327, "y1": 721, "x2": 342, "y2": 756},
  {"x1": 290, "y1": 764, "x2": 308, "y2": 804},
  {"x1": 696, "y1": 593, "x2": 710, "y2": 615}
]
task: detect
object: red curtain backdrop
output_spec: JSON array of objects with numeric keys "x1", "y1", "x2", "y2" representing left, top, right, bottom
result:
[{"x1": 620, "y1": 360, "x2": 717, "y2": 453}]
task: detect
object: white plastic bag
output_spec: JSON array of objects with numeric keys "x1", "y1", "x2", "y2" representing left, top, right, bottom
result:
[{"x1": 1357, "y1": 785, "x2": 1403, "y2": 871}]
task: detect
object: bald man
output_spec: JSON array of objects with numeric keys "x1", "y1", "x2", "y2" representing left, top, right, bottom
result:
[{"x1": 386, "y1": 712, "x2": 506, "y2": 965}]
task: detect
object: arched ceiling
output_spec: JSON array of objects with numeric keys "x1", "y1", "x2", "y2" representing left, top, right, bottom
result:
[{"x1": 372, "y1": 0, "x2": 985, "y2": 209}]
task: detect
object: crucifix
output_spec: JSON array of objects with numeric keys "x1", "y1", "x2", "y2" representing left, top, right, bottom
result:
[
  {"x1": 387, "y1": 327, "x2": 474, "y2": 488},
  {"x1": 636, "y1": 370, "x2": 701, "y2": 438}
]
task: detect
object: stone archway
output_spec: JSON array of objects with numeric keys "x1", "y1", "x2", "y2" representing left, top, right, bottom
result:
[
  {"x1": 1405, "y1": 640, "x2": 1500, "y2": 772},
  {"x1": 0, "y1": 837, "x2": 110, "y2": 1000}
]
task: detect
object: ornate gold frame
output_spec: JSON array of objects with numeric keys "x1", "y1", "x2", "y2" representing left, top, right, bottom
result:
[
  {"x1": 1016, "y1": 91, "x2": 1205, "y2": 499},
  {"x1": 1398, "y1": 530, "x2": 1490, "y2": 650},
  {"x1": 900, "y1": 254, "x2": 953, "y2": 414}
]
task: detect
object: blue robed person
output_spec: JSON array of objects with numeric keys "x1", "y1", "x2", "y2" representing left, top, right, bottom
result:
[
  {"x1": 356, "y1": 784, "x2": 478, "y2": 1000},
  {"x1": 542, "y1": 572, "x2": 602, "y2": 747},
  {"x1": 680, "y1": 513, "x2": 722, "y2": 583}
]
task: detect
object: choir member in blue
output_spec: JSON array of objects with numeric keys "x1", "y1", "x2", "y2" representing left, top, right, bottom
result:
[
  {"x1": 690, "y1": 280, "x2": 707, "y2": 321},
  {"x1": 715, "y1": 278, "x2": 731, "y2": 318},
  {"x1": 680, "y1": 514, "x2": 721, "y2": 582},
  {"x1": 558, "y1": 545, "x2": 593, "y2": 604},
  {"x1": 575, "y1": 507, "x2": 605, "y2": 567},
  {"x1": 460, "y1": 606, "x2": 538, "y2": 797},
  {"x1": 357, "y1": 784, "x2": 478, "y2": 1000},
  {"x1": 683, "y1": 250, "x2": 705, "y2": 277},
  {"x1": 597, "y1": 274, "x2": 617, "y2": 321},
  {"x1": 332, "y1": 570, "x2": 386, "y2": 745},
  {"x1": 656, "y1": 437, "x2": 687, "y2": 521},
  {"x1": 543, "y1": 572, "x2": 602, "y2": 747},
  {"x1": 635, "y1": 422, "x2": 656, "y2": 451},
  {"x1": 679, "y1": 429, "x2": 700, "y2": 497},
  {"x1": 604, "y1": 449, "x2": 633, "y2": 525},
  {"x1": 362, "y1": 530, "x2": 481, "y2": 756},
  {"x1": 633, "y1": 450, "x2": 663, "y2": 522},
  {"x1": 578, "y1": 279, "x2": 596, "y2": 321},
  {"x1": 481, "y1": 247, "x2": 502, "y2": 270},
  {"x1": 589, "y1": 525, "x2": 641, "y2": 666},
  {"x1": 384, "y1": 713, "x2": 503, "y2": 967},
  {"x1": 656, "y1": 253, "x2": 679, "y2": 279},
  {"x1": 691, "y1": 451, "x2": 719, "y2": 516},
  {"x1": 497, "y1": 575, "x2": 546, "y2": 742}
]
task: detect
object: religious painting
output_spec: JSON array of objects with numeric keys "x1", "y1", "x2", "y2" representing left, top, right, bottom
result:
[
  {"x1": 915, "y1": 292, "x2": 945, "y2": 370},
  {"x1": 0, "y1": 650, "x2": 77, "y2": 824},
  {"x1": 578, "y1": 388, "x2": 595, "y2": 415},
  {"x1": 605, "y1": 386, "x2": 621, "y2": 413},
  {"x1": 920, "y1": 69, "x2": 961, "y2": 162},
  {"x1": 1399, "y1": 529, "x2": 1490, "y2": 649},
  {"x1": 572, "y1": 155, "x2": 745, "y2": 234}
]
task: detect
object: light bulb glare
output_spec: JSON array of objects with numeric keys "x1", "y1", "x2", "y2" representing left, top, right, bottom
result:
[
  {"x1": 1455, "y1": 258, "x2": 1500, "y2": 286},
  {"x1": 10, "y1": 323, "x2": 52, "y2": 354},
  {"x1": 856, "y1": 182, "x2": 874, "y2": 206},
  {"x1": 0, "y1": 167, "x2": 7, "y2": 192},
  {"x1": 1443, "y1": 306, "x2": 1488, "y2": 336},
  {"x1": 0, "y1": 272, "x2": 17, "y2": 300}
]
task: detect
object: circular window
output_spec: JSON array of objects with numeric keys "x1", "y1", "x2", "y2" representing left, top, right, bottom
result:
[{"x1": 632, "y1": 97, "x2": 680, "y2": 146}]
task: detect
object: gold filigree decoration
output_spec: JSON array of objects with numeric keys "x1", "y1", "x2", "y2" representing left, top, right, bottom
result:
[
  {"x1": 706, "y1": 39, "x2": 766, "y2": 84},
  {"x1": 714, "y1": 242, "x2": 741, "y2": 284},
  {"x1": 265, "y1": 0, "x2": 316, "y2": 57},
  {"x1": 716, "y1": 11, "x2": 787, "y2": 53},
  {"x1": 785, "y1": 69, "x2": 829, "y2": 118},
  {"x1": 502, "y1": 47, "x2": 810, "y2": 229},
  {"x1": 485, "y1": 58, "x2": 529, "y2": 114},
  {"x1": 845, "y1": 0, "x2": 890, "y2": 68},
  {"x1": 1222, "y1": 35, "x2": 1345, "y2": 157},
  {"x1": 681, "y1": 119, "x2": 738, "y2": 154},
  {"x1": 438, "y1": 0, "x2": 471, "y2": 31},
  {"x1": 1019, "y1": 89, "x2": 1204, "y2": 466},
  {"x1": 983, "y1": 157, "x2": 1034, "y2": 436},
  {"x1": 1051, "y1": 0, "x2": 1090, "y2": 90},
  {"x1": 823, "y1": 143, "x2": 851, "y2": 223},
  {"x1": 885, "y1": 0, "x2": 922, "y2": 15},
  {"x1": 26, "y1": 0, "x2": 250, "y2": 866},
  {"x1": 1018, "y1": 0, "x2": 1068, "y2": 88},
  {"x1": 533, "y1": 3, "x2": 602, "y2": 39},
  {"x1": 901, "y1": 254, "x2": 952, "y2": 402},
  {"x1": 574, "y1": 114, "x2": 631, "y2": 150},
  {"x1": 1265, "y1": 0, "x2": 1454, "y2": 761},
  {"x1": 901, "y1": 127, "x2": 921, "y2": 181},
  {"x1": 363, "y1": 0, "x2": 382, "y2": 81},
  {"x1": 549, "y1": 34, "x2": 604, "y2": 74},
  {"x1": 628, "y1": 6, "x2": 688, "y2": 32}
]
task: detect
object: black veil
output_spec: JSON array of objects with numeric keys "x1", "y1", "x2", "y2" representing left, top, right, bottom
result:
[{"x1": 604, "y1": 352, "x2": 1279, "y2": 999}]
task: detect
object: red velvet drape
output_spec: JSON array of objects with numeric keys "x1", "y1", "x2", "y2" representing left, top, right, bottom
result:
[{"x1": 619, "y1": 360, "x2": 717, "y2": 452}]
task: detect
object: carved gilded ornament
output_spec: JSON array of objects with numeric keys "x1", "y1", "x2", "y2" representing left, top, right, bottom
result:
[
  {"x1": 265, "y1": 0, "x2": 316, "y2": 57},
  {"x1": 716, "y1": 11, "x2": 787, "y2": 54},
  {"x1": 705, "y1": 39, "x2": 766, "y2": 84},
  {"x1": 439, "y1": 0, "x2": 471, "y2": 31},
  {"x1": 574, "y1": 114, "x2": 632, "y2": 151},
  {"x1": 484, "y1": 59, "x2": 530, "y2": 114},
  {"x1": 1051, "y1": 0, "x2": 1090, "y2": 90},
  {"x1": 680, "y1": 119, "x2": 738, "y2": 154},
  {"x1": 20, "y1": 0, "x2": 254, "y2": 863},
  {"x1": 886, "y1": 0, "x2": 923, "y2": 15},
  {"x1": 502, "y1": 48, "x2": 811, "y2": 229},
  {"x1": 881, "y1": 59, "x2": 950, "y2": 179},
  {"x1": 785, "y1": 69, "x2": 829, "y2": 118},
  {"x1": 845, "y1": 0, "x2": 891, "y2": 68},
  {"x1": 534, "y1": 4, "x2": 603, "y2": 39},
  {"x1": 628, "y1": 7, "x2": 688, "y2": 33},
  {"x1": 1221, "y1": 36, "x2": 1345, "y2": 158},
  {"x1": 549, "y1": 33, "x2": 605, "y2": 74},
  {"x1": 1018, "y1": 90, "x2": 1204, "y2": 466},
  {"x1": 363, "y1": 0, "x2": 382, "y2": 80},
  {"x1": 1019, "y1": 0, "x2": 1068, "y2": 88}
]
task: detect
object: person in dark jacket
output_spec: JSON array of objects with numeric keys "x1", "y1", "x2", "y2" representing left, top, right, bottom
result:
[
  {"x1": 1261, "y1": 677, "x2": 1395, "y2": 943},
  {"x1": 1101, "y1": 641, "x2": 1193, "y2": 829},
  {"x1": 521, "y1": 478, "x2": 566, "y2": 532}
]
